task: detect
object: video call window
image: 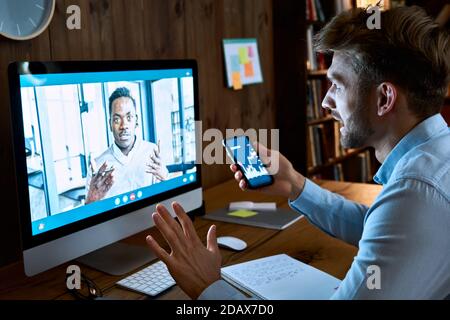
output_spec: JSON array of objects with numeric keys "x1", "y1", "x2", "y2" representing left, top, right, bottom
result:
[{"x1": 21, "y1": 75, "x2": 196, "y2": 223}]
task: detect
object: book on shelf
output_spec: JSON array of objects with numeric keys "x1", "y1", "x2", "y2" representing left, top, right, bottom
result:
[
  {"x1": 309, "y1": 0, "x2": 398, "y2": 25},
  {"x1": 306, "y1": 0, "x2": 326, "y2": 23},
  {"x1": 333, "y1": 163, "x2": 344, "y2": 181},
  {"x1": 335, "y1": 0, "x2": 353, "y2": 13},
  {"x1": 334, "y1": 121, "x2": 344, "y2": 157},
  {"x1": 340, "y1": 150, "x2": 373, "y2": 183},
  {"x1": 307, "y1": 121, "x2": 374, "y2": 181},
  {"x1": 307, "y1": 0, "x2": 352, "y2": 23},
  {"x1": 306, "y1": 26, "x2": 327, "y2": 71},
  {"x1": 307, "y1": 122, "x2": 345, "y2": 167},
  {"x1": 306, "y1": 79, "x2": 330, "y2": 121}
]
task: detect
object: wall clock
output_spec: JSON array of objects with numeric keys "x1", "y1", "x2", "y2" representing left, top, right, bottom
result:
[{"x1": 0, "y1": 0, "x2": 55, "y2": 40}]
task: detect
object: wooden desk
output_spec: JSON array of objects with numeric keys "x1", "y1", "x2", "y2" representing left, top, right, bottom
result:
[{"x1": 0, "y1": 180, "x2": 382, "y2": 300}]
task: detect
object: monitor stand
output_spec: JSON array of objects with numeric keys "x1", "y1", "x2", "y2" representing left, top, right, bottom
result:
[{"x1": 76, "y1": 242, "x2": 157, "y2": 276}]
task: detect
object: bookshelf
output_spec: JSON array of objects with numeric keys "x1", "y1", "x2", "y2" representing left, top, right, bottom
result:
[
  {"x1": 304, "y1": 0, "x2": 449, "y2": 182},
  {"x1": 274, "y1": 0, "x2": 447, "y2": 184},
  {"x1": 304, "y1": 0, "x2": 379, "y2": 183},
  {"x1": 308, "y1": 147, "x2": 368, "y2": 174}
]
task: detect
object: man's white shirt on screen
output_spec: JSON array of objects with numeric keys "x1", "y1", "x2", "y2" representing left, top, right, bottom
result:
[{"x1": 86, "y1": 138, "x2": 160, "y2": 200}]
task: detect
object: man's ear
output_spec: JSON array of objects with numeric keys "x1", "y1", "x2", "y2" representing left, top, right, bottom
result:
[
  {"x1": 376, "y1": 82, "x2": 397, "y2": 117},
  {"x1": 135, "y1": 114, "x2": 139, "y2": 127}
]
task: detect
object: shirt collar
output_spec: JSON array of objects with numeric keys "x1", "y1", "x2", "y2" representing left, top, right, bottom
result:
[
  {"x1": 111, "y1": 136, "x2": 141, "y2": 165},
  {"x1": 373, "y1": 114, "x2": 448, "y2": 185}
]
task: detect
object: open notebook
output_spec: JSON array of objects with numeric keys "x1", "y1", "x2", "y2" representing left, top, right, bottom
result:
[{"x1": 221, "y1": 254, "x2": 341, "y2": 300}]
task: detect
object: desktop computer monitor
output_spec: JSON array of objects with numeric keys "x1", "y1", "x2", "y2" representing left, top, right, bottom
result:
[{"x1": 8, "y1": 60, "x2": 203, "y2": 276}]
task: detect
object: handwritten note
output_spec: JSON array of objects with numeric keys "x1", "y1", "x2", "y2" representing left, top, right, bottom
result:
[{"x1": 221, "y1": 254, "x2": 341, "y2": 300}]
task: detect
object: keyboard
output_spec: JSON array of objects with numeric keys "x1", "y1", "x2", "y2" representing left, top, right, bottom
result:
[{"x1": 116, "y1": 260, "x2": 176, "y2": 296}]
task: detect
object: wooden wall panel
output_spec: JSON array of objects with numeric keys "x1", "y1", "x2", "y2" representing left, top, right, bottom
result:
[
  {"x1": 142, "y1": 0, "x2": 187, "y2": 59},
  {"x1": 49, "y1": 0, "x2": 116, "y2": 60},
  {"x1": 0, "y1": 0, "x2": 279, "y2": 266},
  {"x1": 185, "y1": 0, "x2": 276, "y2": 188},
  {"x1": 185, "y1": 0, "x2": 227, "y2": 189}
]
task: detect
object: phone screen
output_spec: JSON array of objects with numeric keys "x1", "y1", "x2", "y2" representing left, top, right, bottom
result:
[{"x1": 224, "y1": 136, "x2": 274, "y2": 189}]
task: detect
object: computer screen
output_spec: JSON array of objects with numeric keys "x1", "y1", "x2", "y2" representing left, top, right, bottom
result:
[{"x1": 9, "y1": 60, "x2": 202, "y2": 275}]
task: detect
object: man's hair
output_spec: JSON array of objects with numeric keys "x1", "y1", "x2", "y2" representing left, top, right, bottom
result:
[
  {"x1": 315, "y1": 5, "x2": 450, "y2": 118},
  {"x1": 109, "y1": 87, "x2": 136, "y2": 115}
]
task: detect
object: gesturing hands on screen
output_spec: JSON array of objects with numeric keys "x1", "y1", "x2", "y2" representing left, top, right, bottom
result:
[
  {"x1": 145, "y1": 202, "x2": 221, "y2": 299},
  {"x1": 146, "y1": 140, "x2": 169, "y2": 181},
  {"x1": 86, "y1": 161, "x2": 115, "y2": 204}
]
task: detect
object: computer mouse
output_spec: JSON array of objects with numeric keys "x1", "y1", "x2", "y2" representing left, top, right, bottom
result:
[{"x1": 216, "y1": 236, "x2": 247, "y2": 251}]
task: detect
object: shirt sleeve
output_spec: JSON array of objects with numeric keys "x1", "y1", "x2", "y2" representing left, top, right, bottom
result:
[
  {"x1": 331, "y1": 178, "x2": 450, "y2": 299},
  {"x1": 198, "y1": 280, "x2": 257, "y2": 300},
  {"x1": 289, "y1": 179, "x2": 369, "y2": 246}
]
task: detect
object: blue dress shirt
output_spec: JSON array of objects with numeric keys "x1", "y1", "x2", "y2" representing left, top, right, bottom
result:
[{"x1": 199, "y1": 114, "x2": 450, "y2": 300}]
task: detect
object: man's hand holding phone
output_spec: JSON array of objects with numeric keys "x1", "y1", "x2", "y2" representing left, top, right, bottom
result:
[{"x1": 229, "y1": 141, "x2": 306, "y2": 201}]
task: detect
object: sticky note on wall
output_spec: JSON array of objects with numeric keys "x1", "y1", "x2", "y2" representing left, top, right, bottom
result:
[
  {"x1": 230, "y1": 55, "x2": 241, "y2": 72},
  {"x1": 244, "y1": 62, "x2": 255, "y2": 77},
  {"x1": 232, "y1": 71, "x2": 243, "y2": 90},
  {"x1": 223, "y1": 38, "x2": 263, "y2": 89},
  {"x1": 248, "y1": 46, "x2": 254, "y2": 58},
  {"x1": 238, "y1": 47, "x2": 250, "y2": 64}
]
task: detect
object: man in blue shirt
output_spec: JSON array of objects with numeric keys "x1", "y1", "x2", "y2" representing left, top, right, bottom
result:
[{"x1": 144, "y1": 6, "x2": 450, "y2": 299}]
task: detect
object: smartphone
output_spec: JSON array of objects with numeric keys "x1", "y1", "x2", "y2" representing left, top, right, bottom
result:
[{"x1": 223, "y1": 135, "x2": 274, "y2": 189}]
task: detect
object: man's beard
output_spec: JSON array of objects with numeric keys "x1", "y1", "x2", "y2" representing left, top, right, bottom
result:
[{"x1": 340, "y1": 91, "x2": 375, "y2": 148}]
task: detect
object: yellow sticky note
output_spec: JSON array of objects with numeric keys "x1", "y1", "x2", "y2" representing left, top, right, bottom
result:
[
  {"x1": 244, "y1": 62, "x2": 255, "y2": 77},
  {"x1": 232, "y1": 71, "x2": 243, "y2": 90},
  {"x1": 228, "y1": 210, "x2": 258, "y2": 218},
  {"x1": 238, "y1": 47, "x2": 250, "y2": 64}
]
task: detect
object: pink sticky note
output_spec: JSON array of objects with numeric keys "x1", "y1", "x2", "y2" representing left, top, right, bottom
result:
[{"x1": 248, "y1": 46, "x2": 254, "y2": 58}]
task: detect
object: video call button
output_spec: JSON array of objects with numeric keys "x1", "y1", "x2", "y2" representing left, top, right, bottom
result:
[{"x1": 130, "y1": 193, "x2": 136, "y2": 201}]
